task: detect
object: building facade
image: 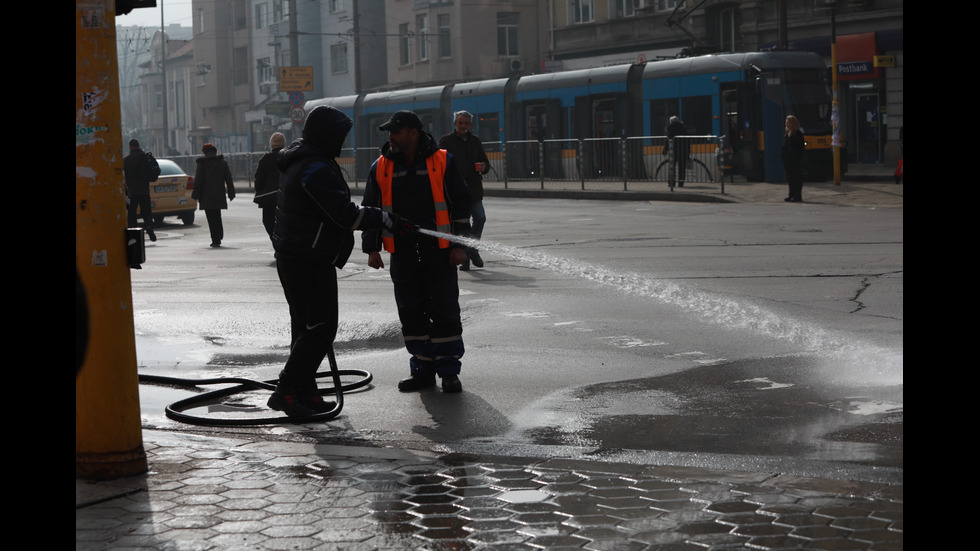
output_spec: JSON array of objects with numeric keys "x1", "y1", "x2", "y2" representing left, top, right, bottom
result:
[
  {"x1": 192, "y1": 0, "x2": 253, "y2": 155},
  {"x1": 134, "y1": 29, "x2": 197, "y2": 156},
  {"x1": 544, "y1": 0, "x2": 903, "y2": 165},
  {"x1": 383, "y1": 0, "x2": 544, "y2": 89},
  {"x1": 124, "y1": 0, "x2": 902, "y2": 167}
]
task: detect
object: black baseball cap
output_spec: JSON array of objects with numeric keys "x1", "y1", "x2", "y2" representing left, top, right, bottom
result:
[{"x1": 378, "y1": 110, "x2": 423, "y2": 131}]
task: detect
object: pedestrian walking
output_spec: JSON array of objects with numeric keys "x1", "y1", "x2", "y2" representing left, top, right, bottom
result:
[
  {"x1": 254, "y1": 132, "x2": 286, "y2": 242},
  {"x1": 123, "y1": 138, "x2": 160, "y2": 242},
  {"x1": 193, "y1": 143, "x2": 236, "y2": 247},
  {"x1": 439, "y1": 111, "x2": 490, "y2": 271},
  {"x1": 665, "y1": 116, "x2": 689, "y2": 187}
]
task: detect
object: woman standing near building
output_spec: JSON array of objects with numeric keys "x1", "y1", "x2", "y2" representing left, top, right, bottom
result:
[
  {"x1": 781, "y1": 115, "x2": 805, "y2": 202},
  {"x1": 193, "y1": 143, "x2": 236, "y2": 247}
]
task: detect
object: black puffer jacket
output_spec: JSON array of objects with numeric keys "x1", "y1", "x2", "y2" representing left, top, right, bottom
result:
[
  {"x1": 272, "y1": 106, "x2": 386, "y2": 267},
  {"x1": 253, "y1": 147, "x2": 282, "y2": 208}
]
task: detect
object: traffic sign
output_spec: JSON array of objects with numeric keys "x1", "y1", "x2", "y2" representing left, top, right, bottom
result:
[
  {"x1": 279, "y1": 67, "x2": 314, "y2": 91},
  {"x1": 290, "y1": 107, "x2": 306, "y2": 124},
  {"x1": 288, "y1": 91, "x2": 305, "y2": 106}
]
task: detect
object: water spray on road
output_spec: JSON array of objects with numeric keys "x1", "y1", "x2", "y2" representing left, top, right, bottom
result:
[{"x1": 418, "y1": 228, "x2": 903, "y2": 385}]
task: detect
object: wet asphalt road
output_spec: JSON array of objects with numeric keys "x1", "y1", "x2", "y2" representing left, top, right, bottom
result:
[{"x1": 132, "y1": 193, "x2": 902, "y2": 485}]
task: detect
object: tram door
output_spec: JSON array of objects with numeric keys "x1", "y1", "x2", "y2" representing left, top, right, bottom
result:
[
  {"x1": 592, "y1": 99, "x2": 618, "y2": 177},
  {"x1": 720, "y1": 87, "x2": 740, "y2": 176},
  {"x1": 525, "y1": 104, "x2": 547, "y2": 178},
  {"x1": 855, "y1": 92, "x2": 882, "y2": 164}
]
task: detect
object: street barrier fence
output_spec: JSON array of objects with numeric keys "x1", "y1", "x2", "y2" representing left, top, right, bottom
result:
[{"x1": 168, "y1": 135, "x2": 728, "y2": 194}]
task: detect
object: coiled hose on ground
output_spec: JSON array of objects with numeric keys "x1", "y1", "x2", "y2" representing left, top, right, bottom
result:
[{"x1": 137, "y1": 348, "x2": 371, "y2": 426}]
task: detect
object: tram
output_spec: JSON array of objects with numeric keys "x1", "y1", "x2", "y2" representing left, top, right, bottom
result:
[{"x1": 306, "y1": 50, "x2": 833, "y2": 183}]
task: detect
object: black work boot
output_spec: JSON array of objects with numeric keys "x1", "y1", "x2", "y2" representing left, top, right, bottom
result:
[
  {"x1": 268, "y1": 379, "x2": 335, "y2": 418},
  {"x1": 441, "y1": 374, "x2": 462, "y2": 393},
  {"x1": 398, "y1": 373, "x2": 436, "y2": 392}
]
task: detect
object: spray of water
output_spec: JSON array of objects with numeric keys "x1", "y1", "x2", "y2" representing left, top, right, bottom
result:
[{"x1": 419, "y1": 228, "x2": 903, "y2": 385}]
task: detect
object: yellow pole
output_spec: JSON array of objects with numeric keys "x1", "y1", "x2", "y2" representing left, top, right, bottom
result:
[
  {"x1": 831, "y1": 9, "x2": 842, "y2": 185},
  {"x1": 76, "y1": 0, "x2": 147, "y2": 478}
]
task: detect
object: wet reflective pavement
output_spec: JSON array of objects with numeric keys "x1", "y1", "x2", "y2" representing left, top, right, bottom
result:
[
  {"x1": 77, "y1": 429, "x2": 902, "y2": 550},
  {"x1": 78, "y1": 173, "x2": 902, "y2": 549}
]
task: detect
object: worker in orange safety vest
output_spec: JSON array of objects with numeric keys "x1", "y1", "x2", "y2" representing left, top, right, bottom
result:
[{"x1": 362, "y1": 110, "x2": 473, "y2": 394}]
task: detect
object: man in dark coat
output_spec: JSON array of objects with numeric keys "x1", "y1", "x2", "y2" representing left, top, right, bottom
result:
[
  {"x1": 253, "y1": 132, "x2": 286, "y2": 242},
  {"x1": 665, "y1": 116, "x2": 690, "y2": 187},
  {"x1": 270, "y1": 105, "x2": 414, "y2": 419},
  {"x1": 123, "y1": 139, "x2": 158, "y2": 242},
  {"x1": 362, "y1": 110, "x2": 472, "y2": 394},
  {"x1": 193, "y1": 143, "x2": 236, "y2": 247},
  {"x1": 438, "y1": 111, "x2": 490, "y2": 271}
]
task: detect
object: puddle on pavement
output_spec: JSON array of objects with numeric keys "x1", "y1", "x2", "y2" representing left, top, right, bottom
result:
[{"x1": 506, "y1": 354, "x2": 903, "y2": 468}]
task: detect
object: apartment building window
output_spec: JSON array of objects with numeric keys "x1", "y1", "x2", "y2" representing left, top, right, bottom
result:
[
  {"x1": 570, "y1": 0, "x2": 594, "y2": 24},
  {"x1": 255, "y1": 3, "x2": 268, "y2": 29},
  {"x1": 657, "y1": 0, "x2": 680, "y2": 11},
  {"x1": 497, "y1": 12, "x2": 519, "y2": 57},
  {"x1": 399, "y1": 23, "x2": 410, "y2": 65},
  {"x1": 438, "y1": 14, "x2": 451, "y2": 59},
  {"x1": 329, "y1": 0, "x2": 344, "y2": 13},
  {"x1": 154, "y1": 84, "x2": 163, "y2": 110},
  {"x1": 331, "y1": 43, "x2": 348, "y2": 74},
  {"x1": 234, "y1": 0, "x2": 247, "y2": 30},
  {"x1": 174, "y1": 80, "x2": 185, "y2": 127},
  {"x1": 257, "y1": 57, "x2": 273, "y2": 83},
  {"x1": 273, "y1": 0, "x2": 287, "y2": 22},
  {"x1": 417, "y1": 15, "x2": 429, "y2": 61},
  {"x1": 718, "y1": 7, "x2": 736, "y2": 52},
  {"x1": 612, "y1": 0, "x2": 635, "y2": 18},
  {"x1": 233, "y1": 47, "x2": 248, "y2": 85},
  {"x1": 197, "y1": 8, "x2": 204, "y2": 33}
]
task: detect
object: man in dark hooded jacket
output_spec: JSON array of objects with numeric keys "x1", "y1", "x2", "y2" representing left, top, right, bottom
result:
[{"x1": 269, "y1": 105, "x2": 415, "y2": 419}]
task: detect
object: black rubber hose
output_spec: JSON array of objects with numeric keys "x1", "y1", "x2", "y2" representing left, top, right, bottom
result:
[{"x1": 138, "y1": 347, "x2": 372, "y2": 426}]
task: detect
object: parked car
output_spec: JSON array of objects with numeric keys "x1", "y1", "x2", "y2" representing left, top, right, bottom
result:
[{"x1": 150, "y1": 159, "x2": 196, "y2": 225}]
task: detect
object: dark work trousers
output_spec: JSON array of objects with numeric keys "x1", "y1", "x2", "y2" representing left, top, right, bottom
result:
[
  {"x1": 261, "y1": 205, "x2": 276, "y2": 241},
  {"x1": 470, "y1": 200, "x2": 486, "y2": 240},
  {"x1": 390, "y1": 244, "x2": 465, "y2": 377},
  {"x1": 787, "y1": 168, "x2": 804, "y2": 201},
  {"x1": 205, "y1": 209, "x2": 224, "y2": 245},
  {"x1": 128, "y1": 194, "x2": 153, "y2": 229},
  {"x1": 275, "y1": 256, "x2": 339, "y2": 390}
]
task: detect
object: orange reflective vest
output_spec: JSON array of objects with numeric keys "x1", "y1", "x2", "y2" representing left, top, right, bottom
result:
[{"x1": 375, "y1": 150, "x2": 451, "y2": 252}]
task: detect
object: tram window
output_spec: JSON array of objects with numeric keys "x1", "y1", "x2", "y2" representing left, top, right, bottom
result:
[
  {"x1": 594, "y1": 99, "x2": 615, "y2": 138},
  {"x1": 651, "y1": 99, "x2": 679, "y2": 135},
  {"x1": 680, "y1": 96, "x2": 711, "y2": 135},
  {"x1": 478, "y1": 113, "x2": 500, "y2": 144},
  {"x1": 783, "y1": 69, "x2": 832, "y2": 131},
  {"x1": 527, "y1": 106, "x2": 546, "y2": 140}
]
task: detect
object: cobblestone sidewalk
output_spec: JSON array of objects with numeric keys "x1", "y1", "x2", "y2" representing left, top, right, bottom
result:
[{"x1": 76, "y1": 430, "x2": 903, "y2": 550}]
